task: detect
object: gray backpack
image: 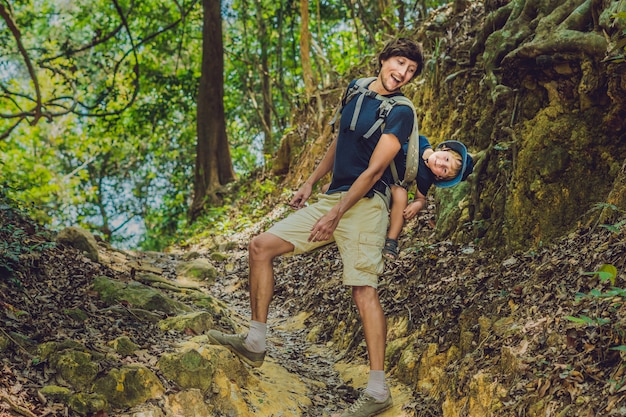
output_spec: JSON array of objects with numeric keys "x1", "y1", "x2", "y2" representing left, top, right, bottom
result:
[{"x1": 329, "y1": 77, "x2": 420, "y2": 188}]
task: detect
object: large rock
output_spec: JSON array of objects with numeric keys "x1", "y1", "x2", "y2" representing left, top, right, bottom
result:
[
  {"x1": 49, "y1": 349, "x2": 99, "y2": 391},
  {"x1": 92, "y1": 365, "x2": 165, "y2": 409},
  {"x1": 56, "y1": 226, "x2": 100, "y2": 262},
  {"x1": 158, "y1": 311, "x2": 215, "y2": 335},
  {"x1": 38, "y1": 385, "x2": 72, "y2": 402},
  {"x1": 92, "y1": 276, "x2": 191, "y2": 315},
  {"x1": 68, "y1": 392, "x2": 109, "y2": 416},
  {"x1": 157, "y1": 349, "x2": 214, "y2": 391},
  {"x1": 165, "y1": 389, "x2": 213, "y2": 417},
  {"x1": 175, "y1": 258, "x2": 217, "y2": 283},
  {"x1": 108, "y1": 336, "x2": 140, "y2": 356}
]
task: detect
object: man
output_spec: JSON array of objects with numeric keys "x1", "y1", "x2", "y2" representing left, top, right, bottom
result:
[{"x1": 208, "y1": 38, "x2": 424, "y2": 417}]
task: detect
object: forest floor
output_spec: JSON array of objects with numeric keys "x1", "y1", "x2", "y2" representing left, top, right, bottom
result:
[
  {"x1": 0, "y1": 199, "x2": 419, "y2": 417},
  {"x1": 1, "y1": 196, "x2": 625, "y2": 416}
]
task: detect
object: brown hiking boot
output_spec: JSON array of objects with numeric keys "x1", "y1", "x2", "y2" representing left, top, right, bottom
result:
[{"x1": 207, "y1": 330, "x2": 265, "y2": 367}]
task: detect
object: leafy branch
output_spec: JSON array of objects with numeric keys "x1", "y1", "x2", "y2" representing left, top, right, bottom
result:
[{"x1": 0, "y1": 0, "x2": 199, "y2": 140}]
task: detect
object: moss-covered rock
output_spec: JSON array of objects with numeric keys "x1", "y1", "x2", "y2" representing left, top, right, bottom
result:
[
  {"x1": 92, "y1": 365, "x2": 164, "y2": 409},
  {"x1": 49, "y1": 349, "x2": 99, "y2": 390},
  {"x1": 39, "y1": 385, "x2": 72, "y2": 402},
  {"x1": 92, "y1": 276, "x2": 191, "y2": 314},
  {"x1": 157, "y1": 349, "x2": 214, "y2": 391},
  {"x1": 37, "y1": 340, "x2": 90, "y2": 364},
  {"x1": 158, "y1": 311, "x2": 214, "y2": 335},
  {"x1": 107, "y1": 336, "x2": 139, "y2": 356},
  {"x1": 68, "y1": 392, "x2": 109, "y2": 416},
  {"x1": 56, "y1": 226, "x2": 100, "y2": 262},
  {"x1": 64, "y1": 308, "x2": 88, "y2": 322},
  {"x1": 209, "y1": 251, "x2": 228, "y2": 262},
  {"x1": 165, "y1": 389, "x2": 212, "y2": 416},
  {"x1": 175, "y1": 258, "x2": 217, "y2": 283}
]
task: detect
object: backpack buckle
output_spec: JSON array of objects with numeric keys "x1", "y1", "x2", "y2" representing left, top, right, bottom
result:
[{"x1": 377, "y1": 98, "x2": 396, "y2": 120}]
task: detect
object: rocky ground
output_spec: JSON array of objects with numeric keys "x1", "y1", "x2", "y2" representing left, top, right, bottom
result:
[
  {"x1": 1, "y1": 194, "x2": 625, "y2": 416},
  {"x1": 0, "y1": 198, "x2": 418, "y2": 417}
]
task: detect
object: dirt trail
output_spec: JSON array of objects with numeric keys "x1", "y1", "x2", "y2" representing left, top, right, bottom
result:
[
  {"x1": 0, "y1": 200, "x2": 418, "y2": 416},
  {"x1": 193, "y1": 246, "x2": 418, "y2": 417}
]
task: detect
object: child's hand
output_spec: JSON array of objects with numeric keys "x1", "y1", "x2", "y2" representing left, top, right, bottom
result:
[{"x1": 403, "y1": 200, "x2": 423, "y2": 220}]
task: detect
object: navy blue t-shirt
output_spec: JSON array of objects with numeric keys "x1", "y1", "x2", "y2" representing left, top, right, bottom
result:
[
  {"x1": 327, "y1": 80, "x2": 414, "y2": 196},
  {"x1": 384, "y1": 135, "x2": 435, "y2": 196}
]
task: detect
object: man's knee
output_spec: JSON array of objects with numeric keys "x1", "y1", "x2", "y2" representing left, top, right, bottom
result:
[
  {"x1": 352, "y1": 285, "x2": 379, "y2": 306},
  {"x1": 249, "y1": 232, "x2": 292, "y2": 262},
  {"x1": 249, "y1": 233, "x2": 268, "y2": 261}
]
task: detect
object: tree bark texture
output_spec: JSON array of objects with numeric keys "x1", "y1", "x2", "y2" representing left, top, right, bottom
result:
[
  {"x1": 300, "y1": 0, "x2": 316, "y2": 96},
  {"x1": 191, "y1": 0, "x2": 235, "y2": 220}
]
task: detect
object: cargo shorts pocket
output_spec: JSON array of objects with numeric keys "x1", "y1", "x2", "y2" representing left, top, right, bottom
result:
[{"x1": 353, "y1": 232, "x2": 385, "y2": 275}]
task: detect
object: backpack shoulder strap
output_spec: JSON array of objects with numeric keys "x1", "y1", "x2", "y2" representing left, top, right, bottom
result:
[
  {"x1": 386, "y1": 96, "x2": 420, "y2": 187},
  {"x1": 328, "y1": 80, "x2": 420, "y2": 187},
  {"x1": 328, "y1": 77, "x2": 378, "y2": 129},
  {"x1": 400, "y1": 121, "x2": 420, "y2": 187}
]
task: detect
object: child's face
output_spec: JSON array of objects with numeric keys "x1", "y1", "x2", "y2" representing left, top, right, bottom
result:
[{"x1": 427, "y1": 150, "x2": 461, "y2": 180}]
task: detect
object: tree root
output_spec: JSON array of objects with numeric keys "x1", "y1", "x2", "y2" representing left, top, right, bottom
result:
[
  {"x1": 475, "y1": 0, "x2": 612, "y2": 101},
  {"x1": 0, "y1": 392, "x2": 38, "y2": 417},
  {"x1": 504, "y1": 29, "x2": 607, "y2": 62}
]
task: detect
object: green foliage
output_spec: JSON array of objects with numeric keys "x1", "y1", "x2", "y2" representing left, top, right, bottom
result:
[
  {"x1": 566, "y1": 263, "x2": 625, "y2": 359},
  {"x1": 157, "y1": 173, "x2": 283, "y2": 250},
  {"x1": 600, "y1": 219, "x2": 626, "y2": 234},
  {"x1": 582, "y1": 263, "x2": 618, "y2": 286},
  {"x1": 606, "y1": 11, "x2": 626, "y2": 63},
  {"x1": 564, "y1": 314, "x2": 611, "y2": 326},
  {"x1": 1, "y1": 0, "x2": 449, "y2": 248},
  {"x1": 0, "y1": 197, "x2": 55, "y2": 282},
  {"x1": 1, "y1": 0, "x2": 201, "y2": 247}
]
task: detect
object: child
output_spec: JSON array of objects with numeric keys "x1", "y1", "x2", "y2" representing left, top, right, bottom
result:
[{"x1": 382, "y1": 138, "x2": 473, "y2": 259}]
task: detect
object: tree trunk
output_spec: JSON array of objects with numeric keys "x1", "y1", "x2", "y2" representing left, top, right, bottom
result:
[
  {"x1": 300, "y1": 0, "x2": 316, "y2": 96},
  {"x1": 190, "y1": 0, "x2": 235, "y2": 221},
  {"x1": 256, "y1": 0, "x2": 273, "y2": 158}
]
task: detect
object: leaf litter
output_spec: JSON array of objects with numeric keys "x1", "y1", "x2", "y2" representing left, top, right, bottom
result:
[{"x1": 1, "y1": 194, "x2": 626, "y2": 416}]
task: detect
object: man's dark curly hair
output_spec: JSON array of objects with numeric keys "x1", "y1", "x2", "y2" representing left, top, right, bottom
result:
[{"x1": 378, "y1": 38, "x2": 424, "y2": 78}]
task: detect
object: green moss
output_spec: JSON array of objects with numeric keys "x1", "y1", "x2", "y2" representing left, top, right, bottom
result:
[
  {"x1": 107, "y1": 336, "x2": 139, "y2": 356},
  {"x1": 64, "y1": 308, "x2": 88, "y2": 322},
  {"x1": 92, "y1": 276, "x2": 190, "y2": 314},
  {"x1": 158, "y1": 311, "x2": 214, "y2": 334},
  {"x1": 68, "y1": 393, "x2": 108, "y2": 416},
  {"x1": 157, "y1": 349, "x2": 214, "y2": 391},
  {"x1": 92, "y1": 365, "x2": 164, "y2": 409},
  {"x1": 50, "y1": 349, "x2": 98, "y2": 390},
  {"x1": 39, "y1": 385, "x2": 72, "y2": 402}
]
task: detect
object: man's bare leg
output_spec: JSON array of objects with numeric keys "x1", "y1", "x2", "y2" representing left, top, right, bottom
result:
[
  {"x1": 207, "y1": 231, "x2": 293, "y2": 367},
  {"x1": 352, "y1": 286, "x2": 386, "y2": 370},
  {"x1": 248, "y1": 231, "x2": 294, "y2": 322}
]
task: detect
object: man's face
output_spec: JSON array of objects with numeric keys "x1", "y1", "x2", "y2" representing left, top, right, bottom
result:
[{"x1": 378, "y1": 56, "x2": 419, "y2": 93}]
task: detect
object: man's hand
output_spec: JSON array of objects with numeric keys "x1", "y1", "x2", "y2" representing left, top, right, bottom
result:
[
  {"x1": 289, "y1": 183, "x2": 313, "y2": 209},
  {"x1": 308, "y1": 206, "x2": 340, "y2": 242}
]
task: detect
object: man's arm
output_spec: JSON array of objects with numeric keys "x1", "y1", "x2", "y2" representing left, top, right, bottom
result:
[
  {"x1": 289, "y1": 138, "x2": 337, "y2": 209},
  {"x1": 308, "y1": 132, "x2": 401, "y2": 242}
]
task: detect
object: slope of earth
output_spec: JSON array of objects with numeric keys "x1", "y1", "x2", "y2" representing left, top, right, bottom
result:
[
  {"x1": 181, "y1": 189, "x2": 626, "y2": 416},
  {"x1": 0, "y1": 197, "x2": 420, "y2": 417},
  {"x1": 2, "y1": 185, "x2": 626, "y2": 417},
  {"x1": 260, "y1": 203, "x2": 626, "y2": 416}
]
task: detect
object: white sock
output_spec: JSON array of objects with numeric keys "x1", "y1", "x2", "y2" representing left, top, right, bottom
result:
[
  {"x1": 244, "y1": 320, "x2": 267, "y2": 353},
  {"x1": 364, "y1": 370, "x2": 389, "y2": 401}
]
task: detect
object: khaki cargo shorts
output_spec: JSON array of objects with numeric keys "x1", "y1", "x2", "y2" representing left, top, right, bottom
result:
[{"x1": 267, "y1": 192, "x2": 389, "y2": 288}]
